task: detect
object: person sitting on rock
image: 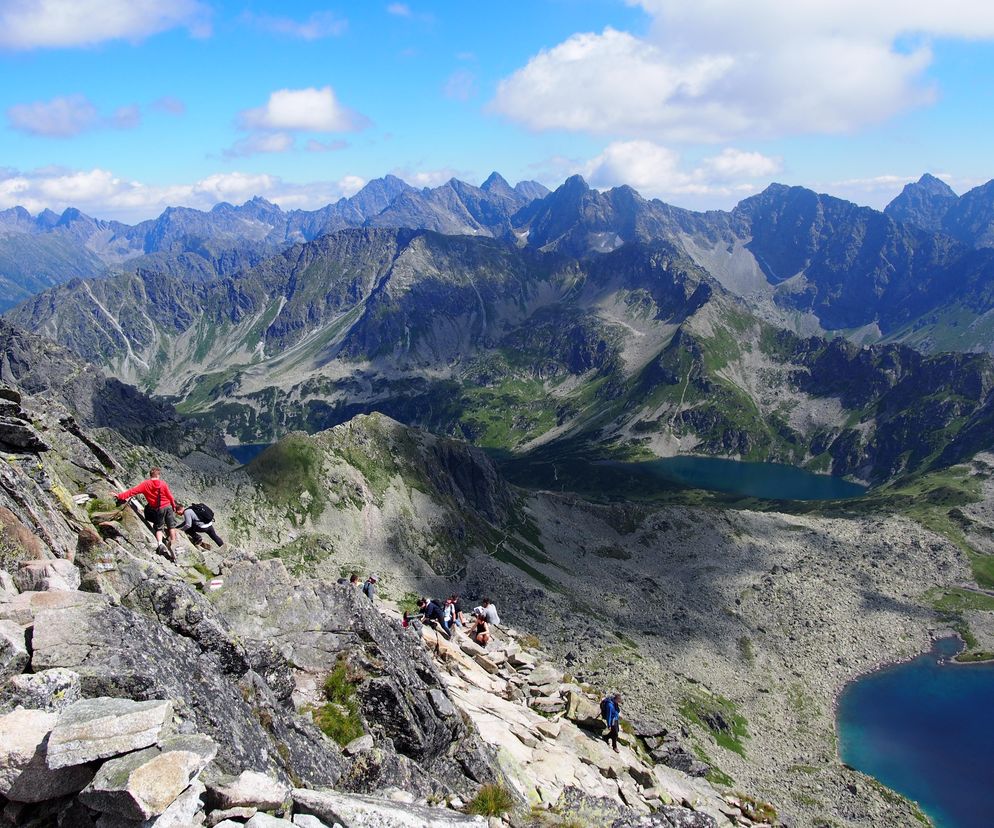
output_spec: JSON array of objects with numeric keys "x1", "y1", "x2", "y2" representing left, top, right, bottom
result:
[
  {"x1": 115, "y1": 467, "x2": 179, "y2": 559},
  {"x1": 601, "y1": 692, "x2": 622, "y2": 753},
  {"x1": 472, "y1": 598, "x2": 500, "y2": 627},
  {"x1": 471, "y1": 612, "x2": 490, "y2": 648},
  {"x1": 418, "y1": 597, "x2": 450, "y2": 639},
  {"x1": 175, "y1": 502, "x2": 224, "y2": 550},
  {"x1": 362, "y1": 574, "x2": 378, "y2": 600}
]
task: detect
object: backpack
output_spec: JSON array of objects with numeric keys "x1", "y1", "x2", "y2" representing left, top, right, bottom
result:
[
  {"x1": 191, "y1": 503, "x2": 214, "y2": 523},
  {"x1": 600, "y1": 697, "x2": 611, "y2": 721}
]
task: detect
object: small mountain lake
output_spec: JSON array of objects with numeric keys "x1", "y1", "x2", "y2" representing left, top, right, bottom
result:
[
  {"x1": 625, "y1": 456, "x2": 867, "y2": 500},
  {"x1": 837, "y1": 637, "x2": 994, "y2": 828}
]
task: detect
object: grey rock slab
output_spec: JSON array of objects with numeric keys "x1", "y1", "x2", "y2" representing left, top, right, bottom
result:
[
  {"x1": 46, "y1": 697, "x2": 173, "y2": 769},
  {"x1": 206, "y1": 769, "x2": 290, "y2": 811},
  {"x1": 80, "y1": 734, "x2": 216, "y2": 820},
  {"x1": 344, "y1": 734, "x2": 374, "y2": 756},
  {"x1": 293, "y1": 788, "x2": 488, "y2": 827},
  {"x1": 0, "y1": 667, "x2": 82, "y2": 712},
  {"x1": 609, "y1": 806, "x2": 719, "y2": 827},
  {"x1": 0, "y1": 588, "x2": 108, "y2": 626},
  {"x1": 0, "y1": 707, "x2": 96, "y2": 802},
  {"x1": 151, "y1": 778, "x2": 207, "y2": 828},
  {"x1": 245, "y1": 814, "x2": 296, "y2": 827},
  {"x1": 0, "y1": 568, "x2": 16, "y2": 597},
  {"x1": 0, "y1": 618, "x2": 28, "y2": 681},
  {"x1": 13, "y1": 559, "x2": 81, "y2": 592},
  {"x1": 428, "y1": 687, "x2": 457, "y2": 718},
  {"x1": 208, "y1": 806, "x2": 257, "y2": 826},
  {"x1": 293, "y1": 816, "x2": 330, "y2": 828}
]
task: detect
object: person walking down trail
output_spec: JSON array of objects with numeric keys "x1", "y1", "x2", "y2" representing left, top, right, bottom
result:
[
  {"x1": 116, "y1": 467, "x2": 179, "y2": 559},
  {"x1": 472, "y1": 598, "x2": 500, "y2": 627},
  {"x1": 362, "y1": 574, "x2": 378, "y2": 601},
  {"x1": 601, "y1": 693, "x2": 622, "y2": 753},
  {"x1": 176, "y1": 502, "x2": 224, "y2": 549}
]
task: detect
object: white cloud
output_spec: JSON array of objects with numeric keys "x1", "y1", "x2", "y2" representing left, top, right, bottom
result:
[
  {"x1": 7, "y1": 95, "x2": 99, "y2": 137},
  {"x1": 390, "y1": 166, "x2": 461, "y2": 188},
  {"x1": 443, "y1": 69, "x2": 476, "y2": 101},
  {"x1": 224, "y1": 132, "x2": 295, "y2": 158},
  {"x1": 0, "y1": 0, "x2": 210, "y2": 50},
  {"x1": 0, "y1": 166, "x2": 368, "y2": 222},
  {"x1": 387, "y1": 3, "x2": 412, "y2": 17},
  {"x1": 579, "y1": 140, "x2": 781, "y2": 205},
  {"x1": 493, "y1": 1, "x2": 994, "y2": 142},
  {"x1": 242, "y1": 10, "x2": 347, "y2": 40},
  {"x1": 240, "y1": 86, "x2": 370, "y2": 133},
  {"x1": 7, "y1": 94, "x2": 144, "y2": 137}
]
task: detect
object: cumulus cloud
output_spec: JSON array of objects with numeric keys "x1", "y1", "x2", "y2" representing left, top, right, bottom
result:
[
  {"x1": 242, "y1": 10, "x2": 347, "y2": 40},
  {"x1": 492, "y1": 1, "x2": 994, "y2": 142},
  {"x1": 579, "y1": 140, "x2": 781, "y2": 205},
  {"x1": 443, "y1": 70, "x2": 476, "y2": 101},
  {"x1": 387, "y1": 3, "x2": 412, "y2": 17},
  {"x1": 0, "y1": 0, "x2": 210, "y2": 50},
  {"x1": 240, "y1": 86, "x2": 370, "y2": 133},
  {"x1": 0, "y1": 166, "x2": 368, "y2": 222}
]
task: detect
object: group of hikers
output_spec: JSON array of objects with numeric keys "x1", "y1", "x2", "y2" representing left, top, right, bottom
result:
[
  {"x1": 114, "y1": 467, "x2": 223, "y2": 560},
  {"x1": 117, "y1": 468, "x2": 624, "y2": 751},
  {"x1": 406, "y1": 594, "x2": 501, "y2": 648}
]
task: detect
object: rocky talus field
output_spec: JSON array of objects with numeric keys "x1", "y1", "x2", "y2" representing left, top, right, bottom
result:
[{"x1": 2, "y1": 322, "x2": 994, "y2": 827}]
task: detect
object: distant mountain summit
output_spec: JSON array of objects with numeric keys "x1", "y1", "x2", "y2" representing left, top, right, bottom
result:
[{"x1": 884, "y1": 173, "x2": 959, "y2": 232}]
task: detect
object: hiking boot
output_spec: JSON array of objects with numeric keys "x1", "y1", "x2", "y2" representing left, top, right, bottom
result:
[{"x1": 199, "y1": 541, "x2": 211, "y2": 551}]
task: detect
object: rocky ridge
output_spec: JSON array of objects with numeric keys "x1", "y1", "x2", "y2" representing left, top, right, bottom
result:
[{"x1": 0, "y1": 331, "x2": 750, "y2": 826}]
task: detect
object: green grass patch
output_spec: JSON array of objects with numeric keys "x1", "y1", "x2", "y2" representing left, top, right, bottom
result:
[
  {"x1": 465, "y1": 784, "x2": 515, "y2": 817},
  {"x1": 927, "y1": 587, "x2": 994, "y2": 613},
  {"x1": 246, "y1": 435, "x2": 326, "y2": 521},
  {"x1": 680, "y1": 690, "x2": 749, "y2": 757},
  {"x1": 310, "y1": 660, "x2": 364, "y2": 746},
  {"x1": 967, "y1": 551, "x2": 994, "y2": 590}
]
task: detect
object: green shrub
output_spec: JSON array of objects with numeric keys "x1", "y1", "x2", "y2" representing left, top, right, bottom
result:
[{"x1": 466, "y1": 784, "x2": 515, "y2": 817}]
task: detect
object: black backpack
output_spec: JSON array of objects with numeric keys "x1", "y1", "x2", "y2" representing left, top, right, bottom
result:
[
  {"x1": 191, "y1": 503, "x2": 214, "y2": 523},
  {"x1": 600, "y1": 697, "x2": 611, "y2": 721}
]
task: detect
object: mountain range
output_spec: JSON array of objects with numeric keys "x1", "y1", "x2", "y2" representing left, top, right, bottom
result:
[{"x1": 0, "y1": 172, "x2": 548, "y2": 311}]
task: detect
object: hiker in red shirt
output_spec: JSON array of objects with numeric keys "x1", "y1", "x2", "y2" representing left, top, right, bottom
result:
[{"x1": 115, "y1": 467, "x2": 179, "y2": 558}]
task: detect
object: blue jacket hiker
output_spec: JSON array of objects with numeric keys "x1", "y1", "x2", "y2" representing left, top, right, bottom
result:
[{"x1": 601, "y1": 693, "x2": 622, "y2": 752}]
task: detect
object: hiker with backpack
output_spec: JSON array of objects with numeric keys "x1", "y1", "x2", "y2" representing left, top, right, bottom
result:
[
  {"x1": 418, "y1": 597, "x2": 451, "y2": 639},
  {"x1": 472, "y1": 598, "x2": 500, "y2": 627},
  {"x1": 601, "y1": 692, "x2": 622, "y2": 753},
  {"x1": 176, "y1": 502, "x2": 224, "y2": 549},
  {"x1": 362, "y1": 574, "x2": 378, "y2": 601},
  {"x1": 115, "y1": 467, "x2": 179, "y2": 559}
]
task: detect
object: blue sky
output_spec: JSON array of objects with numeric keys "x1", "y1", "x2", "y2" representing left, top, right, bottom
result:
[{"x1": 2, "y1": 0, "x2": 994, "y2": 221}]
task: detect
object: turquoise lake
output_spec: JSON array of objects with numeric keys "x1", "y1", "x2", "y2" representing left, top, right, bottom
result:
[
  {"x1": 632, "y1": 456, "x2": 867, "y2": 500},
  {"x1": 837, "y1": 637, "x2": 994, "y2": 828}
]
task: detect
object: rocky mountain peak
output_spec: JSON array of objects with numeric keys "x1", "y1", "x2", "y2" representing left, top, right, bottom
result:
[{"x1": 884, "y1": 173, "x2": 959, "y2": 233}]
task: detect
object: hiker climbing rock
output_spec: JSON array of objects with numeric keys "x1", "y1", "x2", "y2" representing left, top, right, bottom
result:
[
  {"x1": 362, "y1": 574, "x2": 378, "y2": 601},
  {"x1": 418, "y1": 597, "x2": 451, "y2": 639},
  {"x1": 176, "y1": 501, "x2": 224, "y2": 549},
  {"x1": 115, "y1": 467, "x2": 179, "y2": 559},
  {"x1": 601, "y1": 692, "x2": 622, "y2": 753}
]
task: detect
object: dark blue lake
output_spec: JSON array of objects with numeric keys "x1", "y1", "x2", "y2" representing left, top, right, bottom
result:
[
  {"x1": 227, "y1": 443, "x2": 272, "y2": 465},
  {"x1": 837, "y1": 637, "x2": 994, "y2": 828},
  {"x1": 622, "y1": 456, "x2": 867, "y2": 500}
]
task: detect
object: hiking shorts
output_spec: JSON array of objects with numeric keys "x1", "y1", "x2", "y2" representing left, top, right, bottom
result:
[{"x1": 144, "y1": 505, "x2": 178, "y2": 532}]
